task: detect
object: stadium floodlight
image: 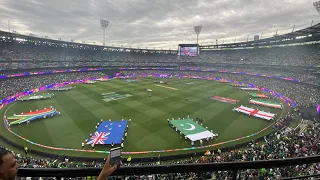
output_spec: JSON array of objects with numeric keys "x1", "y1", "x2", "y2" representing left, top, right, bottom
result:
[
  {"x1": 314, "y1": 1, "x2": 320, "y2": 14},
  {"x1": 194, "y1": 26, "x2": 202, "y2": 44},
  {"x1": 100, "y1": 19, "x2": 109, "y2": 46}
]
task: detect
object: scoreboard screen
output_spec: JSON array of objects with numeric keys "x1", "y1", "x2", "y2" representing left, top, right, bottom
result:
[{"x1": 178, "y1": 44, "x2": 199, "y2": 56}]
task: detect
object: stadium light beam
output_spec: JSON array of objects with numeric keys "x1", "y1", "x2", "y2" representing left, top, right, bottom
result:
[
  {"x1": 194, "y1": 26, "x2": 202, "y2": 44},
  {"x1": 100, "y1": 19, "x2": 109, "y2": 46},
  {"x1": 314, "y1": 1, "x2": 320, "y2": 14}
]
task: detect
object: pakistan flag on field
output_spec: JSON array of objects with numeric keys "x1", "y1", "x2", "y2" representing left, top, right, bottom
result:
[{"x1": 170, "y1": 119, "x2": 217, "y2": 141}]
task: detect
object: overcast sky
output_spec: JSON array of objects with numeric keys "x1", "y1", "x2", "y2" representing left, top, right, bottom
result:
[{"x1": 0, "y1": 0, "x2": 320, "y2": 49}]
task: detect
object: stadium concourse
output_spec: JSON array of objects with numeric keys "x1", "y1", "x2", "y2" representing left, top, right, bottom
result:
[{"x1": 0, "y1": 37, "x2": 320, "y2": 179}]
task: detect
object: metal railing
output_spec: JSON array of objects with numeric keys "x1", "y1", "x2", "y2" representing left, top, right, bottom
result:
[
  {"x1": 17, "y1": 155, "x2": 320, "y2": 179},
  {"x1": 0, "y1": 131, "x2": 275, "y2": 163}
]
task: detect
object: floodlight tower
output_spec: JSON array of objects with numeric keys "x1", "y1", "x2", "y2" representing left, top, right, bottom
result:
[
  {"x1": 194, "y1": 26, "x2": 202, "y2": 44},
  {"x1": 100, "y1": 19, "x2": 109, "y2": 46},
  {"x1": 314, "y1": 1, "x2": 320, "y2": 15}
]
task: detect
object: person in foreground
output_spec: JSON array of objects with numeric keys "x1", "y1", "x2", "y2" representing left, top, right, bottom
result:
[
  {"x1": 0, "y1": 150, "x2": 18, "y2": 180},
  {"x1": 0, "y1": 148, "x2": 117, "y2": 180},
  {"x1": 97, "y1": 154, "x2": 119, "y2": 180}
]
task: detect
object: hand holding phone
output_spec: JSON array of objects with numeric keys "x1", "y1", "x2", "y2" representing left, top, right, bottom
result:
[
  {"x1": 97, "y1": 153, "x2": 118, "y2": 180},
  {"x1": 110, "y1": 147, "x2": 121, "y2": 167}
]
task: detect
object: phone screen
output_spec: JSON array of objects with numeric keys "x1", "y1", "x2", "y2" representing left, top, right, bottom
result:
[{"x1": 110, "y1": 148, "x2": 121, "y2": 166}]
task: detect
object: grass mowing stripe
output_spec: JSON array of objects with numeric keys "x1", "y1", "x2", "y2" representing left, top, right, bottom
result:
[
  {"x1": 72, "y1": 85, "x2": 128, "y2": 119},
  {"x1": 79, "y1": 83, "x2": 168, "y2": 149},
  {"x1": 54, "y1": 90, "x2": 101, "y2": 133},
  {"x1": 0, "y1": 77, "x2": 286, "y2": 158},
  {"x1": 34, "y1": 95, "x2": 88, "y2": 148}
]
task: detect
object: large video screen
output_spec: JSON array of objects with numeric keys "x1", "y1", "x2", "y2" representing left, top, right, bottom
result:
[{"x1": 179, "y1": 44, "x2": 199, "y2": 56}]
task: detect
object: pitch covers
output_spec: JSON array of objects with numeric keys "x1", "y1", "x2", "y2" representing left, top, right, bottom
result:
[{"x1": 170, "y1": 119, "x2": 217, "y2": 141}]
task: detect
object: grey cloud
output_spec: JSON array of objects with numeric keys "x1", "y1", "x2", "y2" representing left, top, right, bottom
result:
[{"x1": 0, "y1": 0, "x2": 319, "y2": 49}]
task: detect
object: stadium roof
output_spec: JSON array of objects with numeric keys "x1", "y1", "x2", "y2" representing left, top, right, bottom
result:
[
  {"x1": 1, "y1": 22, "x2": 320, "y2": 52},
  {"x1": 277, "y1": 23, "x2": 320, "y2": 38},
  {"x1": 201, "y1": 23, "x2": 320, "y2": 49},
  {"x1": 0, "y1": 30, "x2": 177, "y2": 54}
]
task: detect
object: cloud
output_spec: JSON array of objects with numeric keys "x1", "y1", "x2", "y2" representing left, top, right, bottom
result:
[{"x1": 0, "y1": 0, "x2": 319, "y2": 49}]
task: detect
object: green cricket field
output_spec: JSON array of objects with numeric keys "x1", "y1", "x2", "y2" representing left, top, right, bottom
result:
[{"x1": 0, "y1": 77, "x2": 285, "y2": 158}]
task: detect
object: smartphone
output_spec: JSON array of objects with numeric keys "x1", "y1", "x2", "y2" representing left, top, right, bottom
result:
[{"x1": 110, "y1": 147, "x2": 121, "y2": 166}]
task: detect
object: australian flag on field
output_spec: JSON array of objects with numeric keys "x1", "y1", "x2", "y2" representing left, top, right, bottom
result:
[{"x1": 87, "y1": 120, "x2": 128, "y2": 145}]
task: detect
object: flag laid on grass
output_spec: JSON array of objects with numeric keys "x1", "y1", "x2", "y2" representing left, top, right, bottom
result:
[
  {"x1": 234, "y1": 105, "x2": 276, "y2": 120},
  {"x1": 228, "y1": 83, "x2": 245, "y2": 87},
  {"x1": 170, "y1": 119, "x2": 217, "y2": 141},
  {"x1": 240, "y1": 87, "x2": 259, "y2": 91},
  {"x1": 249, "y1": 93, "x2": 269, "y2": 99},
  {"x1": 96, "y1": 77, "x2": 109, "y2": 82},
  {"x1": 50, "y1": 86, "x2": 73, "y2": 91},
  {"x1": 249, "y1": 99, "x2": 282, "y2": 109},
  {"x1": 6, "y1": 107, "x2": 58, "y2": 125},
  {"x1": 87, "y1": 120, "x2": 128, "y2": 145},
  {"x1": 84, "y1": 80, "x2": 97, "y2": 84},
  {"x1": 18, "y1": 93, "x2": 54, "y2": 101},
  {"x1": 217, "y1": 79, "x2": 230, "y2": 83},
  {"x1": 211, "y1": 96, "x2": 240, "y2": 104}
]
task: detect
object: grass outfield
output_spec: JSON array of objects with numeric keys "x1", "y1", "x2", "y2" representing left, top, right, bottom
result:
[{"x1": 0, "y1": 77, "x2": 286, "y2": 158}]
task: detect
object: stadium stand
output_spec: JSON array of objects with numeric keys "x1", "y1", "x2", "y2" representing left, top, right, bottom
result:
[
  {"x1": 0, "y1": 72, "x2": 106, "y2": 101},
  {"x1": 0, "y1": 25, "x2": 320, "y2": 179},
  {"x1": 1, "y1": 28, "x2": 320, "y2": 68},
  {"x1": 195, "y1": 45, "x2": 320, "y2": 66},
  {"x1": 1, "y1": 43, "x2": 320, "y2": 67}
]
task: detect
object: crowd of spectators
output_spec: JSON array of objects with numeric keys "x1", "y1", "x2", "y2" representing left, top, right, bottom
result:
[
  {"x1": 0, "y1": 61, "x2": 176, "y2": 69},
  {"x1": 0, "y1": 72, "x2": 106, "y2": 101},
  {"x1": 184, "y1": 44, "x2": 320, "y2": 66},
  {"x1": 180, "y1": 66, "x2": 320, "y2": 84},
  {"x1": 0, "y1": 43, "x2": 176, "y2": 63},
  {"x1": 1, "y1": 41, "x2": 320, "y2": 67},
  {"x1": 0, "y1": 68, "x2": 80, "y2": 76}
]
